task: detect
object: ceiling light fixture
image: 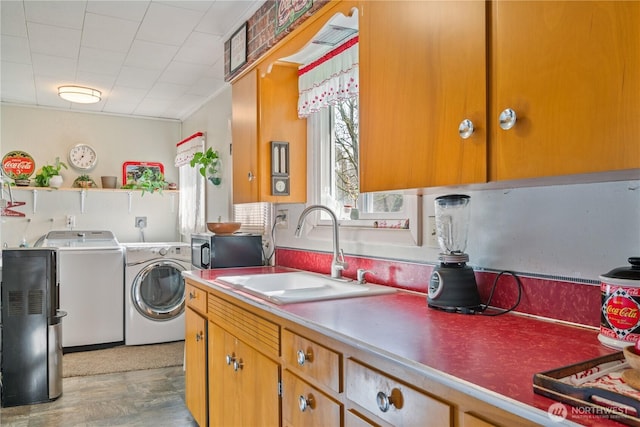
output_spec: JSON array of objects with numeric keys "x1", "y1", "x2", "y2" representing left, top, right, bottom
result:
[{"x1": 58, "y1": 85, "x2": 102, "y2": 104}]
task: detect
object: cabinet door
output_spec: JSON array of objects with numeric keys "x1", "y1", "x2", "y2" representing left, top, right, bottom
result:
[
  {"x1": 185, "y1": 307, "x2": 207, "y2": 427},
  {"x1": 359, "y1": 0, "x2": 487, "y2": 192},
  {"x1": 232, "y1": 69, "x2": 259, "y2": 204},
  {"x1": 209, "y1": 322, "x2": 280, "y2": 427},
  {"x1": 491, "y1": 1, "x2": 640, "y2": 180}
]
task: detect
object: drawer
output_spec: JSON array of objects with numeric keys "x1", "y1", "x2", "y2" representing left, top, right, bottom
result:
[
  {"x1": 185, "y1": 283, "x2": 207, "y2": 313},
  {"x1": 283, "y1": 329, "x2": 341, "y2": 393},
  {"x1": 283, "y1": 370, "x2": 341, "y2": 427},
  {"x1": 346, "y1": 359, "x2": 452, "y2": 426}
]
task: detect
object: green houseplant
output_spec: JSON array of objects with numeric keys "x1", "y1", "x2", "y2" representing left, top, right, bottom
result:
[
  {"x1": 73, "y1": 174, "x2": 96, "y2": 188},
  {"x1": 121, "y1": 168, "x2": 168, "y2": 195},
  {"x1": 34, "y1": 157, "x2": 68, "y2": 187},
  {"x1": 190, "y1": 147, "x2": 222, "y2": 185}
]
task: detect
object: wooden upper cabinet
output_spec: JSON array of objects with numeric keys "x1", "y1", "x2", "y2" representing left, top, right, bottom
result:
[
  {"x1": 359, "y1": 0, "x2": 487, "y2": 192},
  {"x1": 231, "y1": 62, "x2": 307, "y2": 204},
  {"x1": 490, "y1": 1, "x2": 640, "y2": 181}
]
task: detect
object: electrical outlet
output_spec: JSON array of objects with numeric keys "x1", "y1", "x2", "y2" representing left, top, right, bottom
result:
[
  {"x1": 135, "y1": 216, "x2": 147, "y2": 228},
  {"x1": 427, "y1": 216, "x2": 438, "y2": 248},
  {"x1": 276, "y1": 209, "x2": 288, "y2": 229},
  {"x1": 66, "y1": 215, "x2": 76, "y2": 229}
]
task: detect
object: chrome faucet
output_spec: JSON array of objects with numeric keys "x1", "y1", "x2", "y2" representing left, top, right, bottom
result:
[{"x1": 295, "y1": 205, "x2": 347, "y2": 279}]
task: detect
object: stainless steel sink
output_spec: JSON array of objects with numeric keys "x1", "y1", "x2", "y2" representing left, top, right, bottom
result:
[{"x1": 216, "y1": 271, "x2": 396, "y2": 304}]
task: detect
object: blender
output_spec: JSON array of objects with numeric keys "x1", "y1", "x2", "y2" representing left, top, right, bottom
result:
[{"x1": 427, "y1": 194, "x2": 482, "y2": 313}]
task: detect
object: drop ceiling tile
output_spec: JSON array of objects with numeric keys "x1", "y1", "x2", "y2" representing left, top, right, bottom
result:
[
  {"x1": 1, "y1": 35, "x2": 31, "y2": 64},
  {"x1": 136, "y1": 2, "x2": 203, "y2": 46},
  {"x1": 1, "y1": 1, "x2": 27, "y2": 37},
  {"x1": 27, "y1": 22, "x2": 81, "y2": 58},
  {"x1": 146, "y1": 81, "x2": 189, "y2": 100},
  {"x1": 116, "y1": 66, "x2": 162, "y2": 90},
  {"x1": 24, "y1": 1, "x2": 85, "y2": 30},
  {"x1": 174, "y1": 31, "x2": 221, "y2": 66},
  {"x1": 133, "y1": 96, "x2": 174, "y2": 117},
  {"x1": 197, "y1": 1, "x2": 258, "y2": 36},
  {"x1": 124, "y1": 39, "x2": 179, "y2": 70},
  {"x1": 75, "y1": 70, "x2": 117, "y2": 91},
  {"x1": 85, "y1": 1, "x2": 150, "y2": 22},
  {"x1": 82, "y1": 12, "x2": 139, "y2": 53},
  {"x1": 31, "y1": 53, "x2": 77, "y2": 80},
  {"x1": 0, "y1": 61, "x2": 36, "y2": 103},
  {"x1": 78, "y1": 46, "x2": 127, "y2": 75},
  {"x1": 159, "y1": 61, "x2": 209, "y2": 85}
]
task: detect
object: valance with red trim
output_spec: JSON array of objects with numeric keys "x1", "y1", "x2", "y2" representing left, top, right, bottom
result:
[{"x1": 297, "y1": 35, "x2": 358, "y2": 118}]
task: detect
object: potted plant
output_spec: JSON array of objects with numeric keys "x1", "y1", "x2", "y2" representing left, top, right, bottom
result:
[
  {"x1": 34, "y1": 157, "x2": 67, "y2": 187},
  {"x1": 14, "y1": 173, "x2": 32, "y2": 186},
  {"x1": 122, "y1": 168, "x2": 168, "y2": 195},
  {"x1": 190, "y1": 147, "x2": 222, "y2": 185},
  {"x1": 73, "y1": 174, "x2": 95, "y2": 188}
]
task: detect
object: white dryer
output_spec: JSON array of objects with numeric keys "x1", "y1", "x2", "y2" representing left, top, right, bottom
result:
[{"x1": 122, "y1": 242, "x2": 190, "y2": 346}]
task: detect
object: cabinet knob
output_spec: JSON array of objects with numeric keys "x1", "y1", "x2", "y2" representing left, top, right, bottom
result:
[
  {"x1": 247, "y1": 171, "x2": 255, "y2": 181},
  {"x1": 376, "y1": 391, "x2": 395, "y2": 413},
  {"x1": 499, "y1": 108, "x2": 517, "y2": 130},
  {"x1": 189, "y1": 291, "x2": 196, "y2": 300},
  {"x1": 195, "y1": 331, "x2": 203, "y2": 342},
  {"x1": 233, "y1": 359, "x2": 244, "y2": 372},
  {"x1": 458, "y1": 119, "x2": 475, "y2": 139},
  {"x1": 296, "y1": 349, "x2": 312, "y2": 366},
  {"x1": 225, "y1": 354, "x2": 236, "y2": 365},
  {"x1": 298, "y1": 394, "x2": 315, "y2": 412}
]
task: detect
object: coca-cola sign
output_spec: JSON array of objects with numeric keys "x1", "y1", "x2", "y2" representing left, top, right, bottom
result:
[{"x1": 2, "y1": 151, "x2": 35, "y2": 178}]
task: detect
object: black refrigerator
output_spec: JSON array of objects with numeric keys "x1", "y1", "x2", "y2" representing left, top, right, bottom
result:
[{"x1": 1, "y1": 248, "x2": 66, "y2": 407}]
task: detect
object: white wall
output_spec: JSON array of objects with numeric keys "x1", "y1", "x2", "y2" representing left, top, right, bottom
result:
[
  {"x1": 0, "y1": 104, "x2": 182, "y2": 245},
  {"x1": 181, "y1": 86, "x2": 234, "y2": 224}
]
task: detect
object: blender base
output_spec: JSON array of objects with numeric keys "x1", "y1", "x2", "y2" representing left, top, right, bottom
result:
[{"x1": 427, "y1": 263, "x2": 483, "y2": 314}]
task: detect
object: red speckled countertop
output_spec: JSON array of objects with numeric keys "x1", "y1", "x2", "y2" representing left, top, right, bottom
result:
[{"x1": 185, "y1": 267, "x2": 622, "y2": 426}]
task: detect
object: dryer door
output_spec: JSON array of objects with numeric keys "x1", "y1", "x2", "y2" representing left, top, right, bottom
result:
[{"x1": 132, "y1": 261, "x2": 186, "y2": 320}]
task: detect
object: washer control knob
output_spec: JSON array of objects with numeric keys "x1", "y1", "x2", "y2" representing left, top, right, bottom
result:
[{"x1": 159, "y1": 248, "x2": 168, "y2": 256}]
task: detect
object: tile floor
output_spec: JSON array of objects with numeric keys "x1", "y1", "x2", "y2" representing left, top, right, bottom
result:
[{"x1": 0, "y1": 366, "x2": 196, "y2": 426}]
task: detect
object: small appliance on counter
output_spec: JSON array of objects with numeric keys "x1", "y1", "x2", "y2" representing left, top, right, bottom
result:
[
  {"x1": 191, "y1": 232, "x2": 263, "y2": 269},
  {"x1": 427, "y1": 194, "x2": 482, "y2": 313}
]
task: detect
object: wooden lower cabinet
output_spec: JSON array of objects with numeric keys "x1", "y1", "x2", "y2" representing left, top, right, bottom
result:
[
  {"x1": 185, "y1": 279, "x2": 543, "y2": 427},
  {"x1": 208, "y1": 319, "x2": 280, "y2": 427},
  {"x1": 185, "y1": 305, "x2": 207, "y2": 427}
]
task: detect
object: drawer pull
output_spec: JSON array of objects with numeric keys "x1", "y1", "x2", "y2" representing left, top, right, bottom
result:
[
  {"x1": 376, "y1": 391, "x2": 397, "y2": 413},
  {"x1": 296, "y1": 349, "x2": 312, "y2": 366},
  {"x1": 298, "y1": 394, "x2": 315, "y2": 412},
  {"x1": 225, "y1": 353, "x2": 236, "y2": 365},
  {"x1": 233, "y1": 359, "x2": 244, "y2": 372}
]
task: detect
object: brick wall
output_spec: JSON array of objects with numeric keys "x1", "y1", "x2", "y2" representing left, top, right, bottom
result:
[{"x1": 225, "y1": 0, "x2": 330, "y2": 80}]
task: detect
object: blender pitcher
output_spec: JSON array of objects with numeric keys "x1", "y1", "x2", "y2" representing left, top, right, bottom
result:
[{"x1": 435, "y1": 194, "x2": 470, "y2": 256}]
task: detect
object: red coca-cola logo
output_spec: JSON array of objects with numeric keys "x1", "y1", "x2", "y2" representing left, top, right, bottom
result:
[
  {"x1": 606, "y1": 295, "x2": 640, "y2": 330},
  {"x1": 2, "y1": 151, "x2": 35, "y2": 178}
]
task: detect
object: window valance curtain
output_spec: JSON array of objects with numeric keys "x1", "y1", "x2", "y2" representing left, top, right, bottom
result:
[{"x1": 297, "y1": 35, "x2": 358, "y2": 118}]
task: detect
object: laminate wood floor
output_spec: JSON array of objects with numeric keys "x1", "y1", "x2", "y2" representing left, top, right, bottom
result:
[{"x1": 0, "y1": 366, "x2": 196, "y2": 426}]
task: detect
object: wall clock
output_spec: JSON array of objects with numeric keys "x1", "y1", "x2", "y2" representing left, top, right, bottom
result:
[{"x1": 68, "y1": 144, "x2": 97, "y2": 170}]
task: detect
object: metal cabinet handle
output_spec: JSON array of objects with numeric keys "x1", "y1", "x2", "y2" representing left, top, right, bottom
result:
[
  {"x1": 458, "y1": 119, "x2": 474, "y2": 139},
  {"x1": 247, "y1": 171, "x2": 255, "y2": 181},
  {"x1": 499, "y1": 108, "x2": 517, "y2": 130},
  {"x1": 376, "y1": 391, "x2": 395, "y2": 413},
  {"x1": 296, "y1": 349, "x2": 312, "y2": 366},
  {"x1": 298, "y1": 394, "x2": 314, "y2": 412},
  {"x1": 189, "y1": 291, "x2": 196, "y2": 300},
  {"x1": 225, "y1": 354, "x2": 236, "y2": 365},
  {"x1": 233, "y1": 359, "x2": 243, "y2": 371},
  {"x1": 195, "y1": 331, "x2": 203, "y2": 342}
]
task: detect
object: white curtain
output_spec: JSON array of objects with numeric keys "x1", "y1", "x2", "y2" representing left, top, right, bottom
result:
[
  {"x1": 175, "y1": 133, "x2": 205, "y2": 237},
  {"x1": 297, "y1": 35, "x2": 359, "y2": 118}
]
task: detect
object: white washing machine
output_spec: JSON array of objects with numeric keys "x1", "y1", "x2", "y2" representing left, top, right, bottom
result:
[{"x1": 122, "y1": 242, "x2": 190, "y2": 346}]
